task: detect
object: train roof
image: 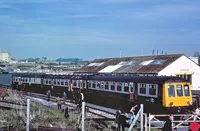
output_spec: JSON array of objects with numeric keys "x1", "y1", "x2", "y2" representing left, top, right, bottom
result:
[
  {"x1": 87, "y1": 75, "x2": 189, "y2": 84},
  {"x1": 12, "y1": 73, "x2": 189, "y2": 84},
  {"x1": 12, "y1": 73, "x2": 90, "y2": 80},
  {"x1": 12, "y1": 73, "x2": 46, "y2": 77}
]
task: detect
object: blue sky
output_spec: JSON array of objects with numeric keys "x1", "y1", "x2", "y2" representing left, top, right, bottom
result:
[{"x1": 0, "y1": 0, "x2": 200, "y2": 60}]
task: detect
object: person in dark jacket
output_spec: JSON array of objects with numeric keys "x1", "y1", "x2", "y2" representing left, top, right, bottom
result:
[
  {"x1": 47, "y1": 90, "x2": 51, "y2": 102},
  {"x1": 162, "y1": 115, "x2": 172, "y2": 131},
  {"x1": 115, "y1": 110, "x2": 121, "y2": 131},
  {"x1": 118, "y1": 112, "x2": 130, "y2": 131},
  {"x1": 64, "y1": 107, "x2": 69, "y2": 118}
]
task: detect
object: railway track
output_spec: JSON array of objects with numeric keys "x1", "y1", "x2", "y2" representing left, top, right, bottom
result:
[{"x1": 25, "y1": 92, "x2": 116, "y2": 121}]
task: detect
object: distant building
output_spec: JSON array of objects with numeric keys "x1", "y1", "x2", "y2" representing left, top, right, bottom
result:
[
  {"x1": 0, "y1": 51, "x2": 11, "y2": 62},
  {"x1": 76, "y1": 54, "x2": 200, "y2": 90}
]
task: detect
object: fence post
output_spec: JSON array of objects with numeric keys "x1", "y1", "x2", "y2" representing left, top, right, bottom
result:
[
  {"x1": 81, "y1": 93, "x2": 85, "y2": 131},
  {"x1": 140, "y1": 104, "x2": 143, "y2": 131},
  {"x1": 171, "y1": 115, "x2": 174, "y2": 129},
  {"x1": 144, "y1": 113, "x2": 147, "y2": 131},
  {"x1": 148, "y1": 114, "x2": 151, "y2": 131},
  {"x1": 26, "y1": 99, "x2": 30, "y2": 131}
]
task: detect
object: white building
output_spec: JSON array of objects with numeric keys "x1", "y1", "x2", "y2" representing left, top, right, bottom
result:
[
  {"x1": 76, "y1": 54, "x2": 200, "y2": 90},
  {"x1": 158, "y1": 55, "x2": 200, "y2": 90},
  {"x1": 0, "y1": 51, "x2": 11, "y2": 62}
]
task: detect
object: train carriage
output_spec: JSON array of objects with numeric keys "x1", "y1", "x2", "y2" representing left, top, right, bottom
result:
[
  {"x1": 11, "y1": 73, "x2": 194, "y2": 114},
  {"x1": 84, "y1": 75, "x2": 192, "y2": 114}
]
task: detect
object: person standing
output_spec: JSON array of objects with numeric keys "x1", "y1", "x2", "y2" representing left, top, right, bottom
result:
[
  {"x1": 47, "y1": 90, "x2": 51, "y2": 102},
  {"x1": 115, "y1": 109, "x2": 121, "y2": 131},
  {"x1": 63, "y1": 91, "x2": 67, "y2": 103},
  {"x1": 56, "y1": 96, "x2": 62, "y2": 110},
  {"x1": 162, "y1": 115, "x2": 172, "y2": 131},
  {"x1": 129, "y1": 105, "x2": 137, "y2": 124},
  {"x1": 64, "y1": 107, "x2": 69, "y2": 118}
]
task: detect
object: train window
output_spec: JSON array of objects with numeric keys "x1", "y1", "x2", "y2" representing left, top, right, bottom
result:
[
  {"x1": 46, "y1": 80, "x2": 48, "y2": 84},
  {"x1": 111, "y1": 82, "x2": 115, "y2": 90},
  {"x1": 124, "y1": 83, "x2": 129, "y2": 92},
  {"x1": 129, "y1": 82, "x2": 134, "y2": 93},
  {"x1": 29, "y1": 78, "x2": 31, "y2": 82},
  {"x1": 73, "y1": 80, "x2": 77, "y2": 86},
  {"x1": 105, "y1": 82, "x2": 109, "y2": 90},
  {"x1": 176, "y1": 85, "x2": 183, "y2": 97},
  {"x1": 124, "y1": 87, "x2": 129, "y2": 92},
  {"x1": 168, "y1": 85, "x2": 175, "y2": 97},
  {"x1": 49, "y1": 80, "x2": 51, "y2": 84},
  {"x1": 61, "y1": 81, "x2": 64, "y2": 85},
  {"x1": 117, "y1": 82, "x2": 122, "y2": 91},
  {"x1": 79, "y1": 80, "x2": 81, "y2": 87},
  {"x1": 25, "y1": 79, "x2": 28, "y2": 82},
  {"x1": 57, "y1": 81, "x2": 60, "y2": 85},
  {"x1": 65, "y1": 81, "x2": 68, "y2": 86},
  {"x1": 97, "y1": 81, "x2": 101, "y2": 88},
  {"x1": 54, "y1": 80, "x2": 56, "y2": 85},
  {"x1": 184, "y1": 85, "x2": 190, "y2": 96},
  {"x1": 92, "y1": 81, "x2": 96, "y2": 88},
  {"x1": 89, "y1": 81, "x2": 93, "y2": 88},
  {"x1": 149, "y1": 84, "x2": 156, "y2": 96},
  {"x1": 100, "y1": 81, "x2": 104, "y2": 89},
  {"x1": 139, "y1": 84, "x2": 146, "y2": 94}
]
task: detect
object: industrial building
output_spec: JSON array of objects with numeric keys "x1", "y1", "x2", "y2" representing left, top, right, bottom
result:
[{"x1": 76, "y1": 54, "x2": 200, "y2": 90}]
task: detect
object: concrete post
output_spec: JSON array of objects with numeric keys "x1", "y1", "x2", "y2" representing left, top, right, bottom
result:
[
  {"x1": 81, "y1": 93, "x2": 85, "y2": 131},
  {"x1": 148, "y1": 114, "x2": 151, "y2": 131},
  {"x1": 140, "y1": 104, "x2": 143, "y2": 131},
  {"x1": 26, "y1": 99, "x2": 30, "y2": 131}
]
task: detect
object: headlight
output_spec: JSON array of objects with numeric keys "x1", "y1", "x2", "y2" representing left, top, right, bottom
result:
[{"x1": 187, "y1": 101, "x2": 193, "y2": 105}]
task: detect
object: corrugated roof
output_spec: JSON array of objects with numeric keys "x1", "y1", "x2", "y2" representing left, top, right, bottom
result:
[
  {"x1": 76, "y1": 54, "x2": 183, "y2": 74},
  {"x1": 99, "y1": 65, "x2": 122, "y2": 73}
]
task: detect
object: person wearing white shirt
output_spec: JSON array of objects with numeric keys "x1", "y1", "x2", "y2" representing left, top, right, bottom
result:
[{"x1": 193, "y1": 107, "x2": 200, "y2": 121}]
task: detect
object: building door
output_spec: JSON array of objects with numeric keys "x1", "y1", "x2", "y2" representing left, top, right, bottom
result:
[{"x1": 129, "y1": 82, "x2": 134, "y2": 101}]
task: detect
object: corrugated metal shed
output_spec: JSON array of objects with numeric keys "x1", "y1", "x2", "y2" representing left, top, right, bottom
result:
[{"x1": 76, "y1": 54, "x2": 183, "y2": 74}]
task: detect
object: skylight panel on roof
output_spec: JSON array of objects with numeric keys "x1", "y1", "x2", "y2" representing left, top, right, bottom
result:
[
  {"x1": 117, "y1": 61, "x2": 129, "y2": 66},
  {"x1": 88, "y1": 63, "x2": 96, "y2": 66},
  {"x1": 140, "y1": 60, "x2": 154, "y2": 66},
  {"x1": 99, "y1": 65, "x2": 122, "y2": 73},
  {"x1": 88, "y1": 62, "x2": 104, "y2": 67},
  {"x1": 96, "y1": 62, "x2": 104, "y2": 66},
  {"x1": 150, "y1": 60, "x2": 166, "y2": 65},
  {"x1": 127, "y1": 61, "x2": 136, "y2": 65}
]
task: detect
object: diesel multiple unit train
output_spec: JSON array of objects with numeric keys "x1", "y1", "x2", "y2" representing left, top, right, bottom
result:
[{"x1": 11, "y1": 73, "x2": 196, "y2": 114}]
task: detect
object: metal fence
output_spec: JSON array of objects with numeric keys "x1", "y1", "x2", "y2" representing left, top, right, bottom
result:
[{"x1": 148, "y1": 113, "x2": 200, "y2": 131}]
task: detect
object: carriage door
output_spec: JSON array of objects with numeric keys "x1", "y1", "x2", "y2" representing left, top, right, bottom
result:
[{"x1": 129, "y1": 82, "x2": 134, "y2": 101}]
